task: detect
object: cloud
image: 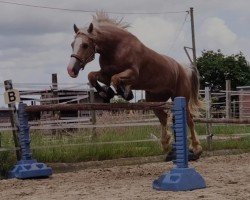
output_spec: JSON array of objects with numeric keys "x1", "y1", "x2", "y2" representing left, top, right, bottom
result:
[
  {"x1": 0, "y1": 0, "x2": 250, "y2": 103},
  {"x1": 130, "y1": 16, "x2": 184, "y2": 54},
  {"x1": 198, "y1": 17, "x2": 237, "y2": 50}
]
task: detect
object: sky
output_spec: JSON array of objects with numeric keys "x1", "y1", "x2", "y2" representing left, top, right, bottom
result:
[{"x1": 0, "y1": 0, "x2": 250, "y2": 104}]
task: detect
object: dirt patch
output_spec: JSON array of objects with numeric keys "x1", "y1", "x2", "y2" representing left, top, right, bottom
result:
[{"x1": 0, "y1": 153, "x2": 250, "y2": 200}]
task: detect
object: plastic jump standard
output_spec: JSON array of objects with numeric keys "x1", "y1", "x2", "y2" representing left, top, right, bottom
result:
[
  {"x1": 153, "y1": 97, "x2": 206, "y2": 191},
  {"x1": 9, "y1": 103, "x2": 52, "y2": 179}
]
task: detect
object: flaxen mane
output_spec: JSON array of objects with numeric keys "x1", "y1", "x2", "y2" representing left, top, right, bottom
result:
[
  {"x1": 76, "y1": 12, "x2": 129, "y2": 38},
  {"x1": 92, "y1": 11, "x2": 130, "y2": 29}
]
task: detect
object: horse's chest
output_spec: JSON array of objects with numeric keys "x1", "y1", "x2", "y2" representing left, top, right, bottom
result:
[
  {"x1": 100, "y1": 59, "x2": 127, "y2": 75},
  {"x1": 99, "y1": 65, "x2": 118, "y2": 75}
]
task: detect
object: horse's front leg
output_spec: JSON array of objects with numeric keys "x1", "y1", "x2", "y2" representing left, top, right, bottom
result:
[
  {"x1": 88, "y1": 71, "x2": 114, "y2": 102},
  {"x1": 110, "y1": 69, "x2": 138, "y2": 101}
]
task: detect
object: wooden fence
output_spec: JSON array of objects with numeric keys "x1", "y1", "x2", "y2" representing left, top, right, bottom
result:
[{"x1": 25, "y1": 102, "x2": 172, "y2": 112}]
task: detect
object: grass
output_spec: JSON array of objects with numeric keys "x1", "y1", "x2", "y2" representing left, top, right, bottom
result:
[
  {"x1": 195, "y1": 123, "x2": 250, "y2": 135},
  {"x1": 0, "y1": 151, "x2": 15, "y2": 178},
  {"x1": 202, "y1": 136, "x2": 250, "y2": 151},
  {"x1": 30, "y1": 126, "x2": 163, "y2": 163},
  {"x1": 1, "y1": 124, "x2": 250, "y2": 178}
]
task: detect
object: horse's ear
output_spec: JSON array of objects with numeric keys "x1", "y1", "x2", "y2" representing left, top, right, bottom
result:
[
  {"x1": 88, "y1": 23, "x2": 93, "y2": 33},
  {"x1": 73, "y1": 24, "x2": 79, "y2": 33}
]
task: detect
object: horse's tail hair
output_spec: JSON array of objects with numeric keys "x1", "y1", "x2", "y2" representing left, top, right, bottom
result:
[{"x1": 188, "y1": 64, "x2": 204, "y2": 117}]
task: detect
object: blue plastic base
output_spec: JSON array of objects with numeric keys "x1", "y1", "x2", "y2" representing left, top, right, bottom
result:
[
  {"x1": 153, "y1": 167, "x2": 206, "y2": 191},
  {"x1": 9, "y1": 159, "x2": 52, "y2": 179}
]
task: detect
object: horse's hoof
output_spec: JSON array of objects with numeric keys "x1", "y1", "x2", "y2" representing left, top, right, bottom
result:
[
  {"x1": 116, "y1": 86, "x2": 133, "y2": 101},
  {"x1": 116, "y1": 85, "x2": 124, "y2": 95},
  {"x1": 165, "y1": 149, "x2": 176, "y2": 162},
  {"x1": 101, "y1": 86, "x2": 115, "y2": 99},
  {"x1": 103, "y1": 98, "x2": 111, "y2": 103},
  {"x1": 99, "y1": 86, "x2": 115, "y2": 103},
  {"x1": 98, "y1": 91, "x2": 109, "y2": 102},
  {"x1": 123, "y1": 90, "x2": 134, "y2": 101},
  {"x1": 188, "y1": 150, "x2": 202, "y2": 161},
  {"x1": 106, "y1": 87, "x2": 115, "y2": 99}
]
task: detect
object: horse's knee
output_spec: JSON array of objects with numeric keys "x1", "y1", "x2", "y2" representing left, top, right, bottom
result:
[
  {"x1": 111, "y1": 75, "x2": 120, "y2": 87},
  {"x1": 88, "y1": 72, "x2": 98, "y2": 83}
]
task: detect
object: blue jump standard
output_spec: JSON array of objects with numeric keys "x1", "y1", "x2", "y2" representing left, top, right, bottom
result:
[
  {"x1": 153, "y1": 97, "x2": 206, "y2": 191},
  {"x1": 9, "y1": 103, "x2": 52, "y2": 179}
]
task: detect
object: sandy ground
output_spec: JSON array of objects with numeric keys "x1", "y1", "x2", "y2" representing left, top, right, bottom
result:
[{"x1": 0, "y1": 153, "x2": 250, "y2": 200}]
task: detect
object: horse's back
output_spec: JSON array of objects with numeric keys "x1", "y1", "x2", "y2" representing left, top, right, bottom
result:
[{"x1": 136, "y1": 48, "x2": 190, "y2": 97}]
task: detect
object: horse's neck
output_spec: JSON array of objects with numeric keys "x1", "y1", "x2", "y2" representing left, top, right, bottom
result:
[{"x1": 94, "y1": 26, "x2": 128, "y2": 53}]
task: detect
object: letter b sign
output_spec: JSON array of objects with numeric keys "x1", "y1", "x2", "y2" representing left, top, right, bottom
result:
[{"x1": 4, "y1": 89, "x2": 20, "y2": 104}]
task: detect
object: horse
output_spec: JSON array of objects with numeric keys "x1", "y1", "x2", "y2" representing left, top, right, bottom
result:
[{"x1": 67, "y1": 12, "x2": 203, "y2": 158}]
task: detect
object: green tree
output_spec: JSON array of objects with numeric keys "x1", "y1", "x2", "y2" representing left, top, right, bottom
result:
[{"x1": 197, "y1": 50, "x2": 250, "y2": 90}]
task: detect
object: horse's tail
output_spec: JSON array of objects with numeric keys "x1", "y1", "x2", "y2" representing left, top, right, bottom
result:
[{"x1": 188, "y1": 64, "x2": 204, "y2": 117}]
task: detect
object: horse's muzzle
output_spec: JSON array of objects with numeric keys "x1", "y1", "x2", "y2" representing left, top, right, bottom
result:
[
  {"x1": 67, "y1": 57, "x2": 84, "y2": 78},
  {"x1": 67, "y1": 67, "x2": 78, "y2": 78}
]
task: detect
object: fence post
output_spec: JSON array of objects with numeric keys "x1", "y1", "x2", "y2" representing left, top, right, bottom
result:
[
  {"x1": 239, "y1": 88, "x2": 243, "y2": 119},
  {"x1": 232, "y1": 100, "x2": 236, "y2": 118},
  {"x1": 89, "y1": 84, "x2": 96, "y2": 124},
  {"x1": 0, "y1": 131, "x2": 2, "y2": 148},
  {"x1": 4, "y1": 80, "x2": 21, "y2": 160},
  {"x1": 226, "y1": 80, "x2": 231, "y2": 119},
  {"x1": 205, "y1": 86, "x2": 212, "y2": 150},
  {"x1": 89, "y1": 84, "x2": 97, "y2": 139},
  {"x1": 153, "y1": 97, "x2": 206, "y2": 191},
  {"x1": 9, "y1": 103, "x2": 52, "y2": 179},
  {"x1": 52, "y1": 73, "x2": 59, "y2": 135}
]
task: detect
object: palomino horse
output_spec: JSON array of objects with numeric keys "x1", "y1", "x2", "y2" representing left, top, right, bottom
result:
[{"x1": 67, "y1": 12, "x2": 203, "y2": 158}]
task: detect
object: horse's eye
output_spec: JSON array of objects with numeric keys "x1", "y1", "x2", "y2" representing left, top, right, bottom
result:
[{"x1": 82, "y1": 43, "x2": 89, "y2": 49}]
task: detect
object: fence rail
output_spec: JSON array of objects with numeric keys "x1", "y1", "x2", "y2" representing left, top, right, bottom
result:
[
  {"x1": 25, "y1": 102, "x2": 172, "y2": 112},
  {"x1": 194, "y1": 118, "x2": 250, "y2": 124}
]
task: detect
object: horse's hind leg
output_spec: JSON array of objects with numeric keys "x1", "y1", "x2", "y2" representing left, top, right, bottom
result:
[
  {"x1": 153, "y1": 110, "x2": 172, "y2": 152},
  {"x1": 146, "y1": 92, "x2": 171, "y2": 152},
  {"x1": 187, "y1": 108, "x2": 202, "y2": 156}
]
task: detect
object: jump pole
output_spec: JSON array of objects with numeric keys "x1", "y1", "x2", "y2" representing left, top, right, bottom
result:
[
  {"x1": 153, "y1": 97, "x2": 206, "y2": 191},
  {"x1": 8, "y1": 101, "x2": 170, "y2": 179}
]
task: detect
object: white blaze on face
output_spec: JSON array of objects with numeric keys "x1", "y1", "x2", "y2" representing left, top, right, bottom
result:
[
  {"x1": 67, "y1": 37, "x2": 83, "y2": 78},
  {"x1": 73, "y1": 37, "x2": 83, "y2": 55}
]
